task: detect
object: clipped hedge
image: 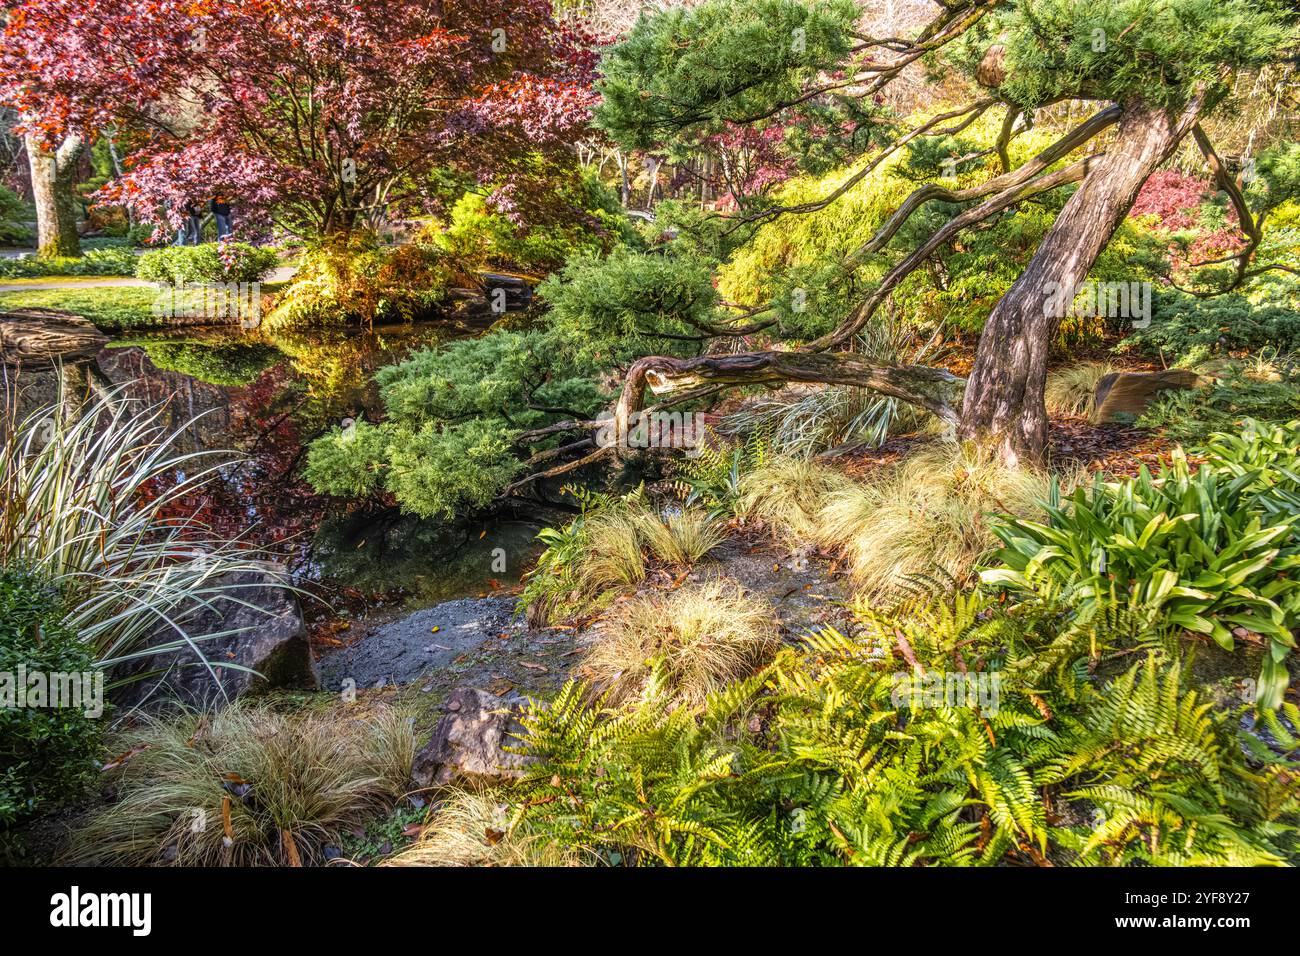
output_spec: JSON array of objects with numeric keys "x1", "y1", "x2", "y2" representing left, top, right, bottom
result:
[
  {"x1": 0, "y1": 246, "x2": 138, "y2": 278},
  {"x1": 136, "y1": 242, "x2": 279, "y2": 286}
]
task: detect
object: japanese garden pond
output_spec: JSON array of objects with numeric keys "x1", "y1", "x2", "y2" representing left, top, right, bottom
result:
[{"x1": 6, "y1": 321, "x2": 554, "y2": 627}]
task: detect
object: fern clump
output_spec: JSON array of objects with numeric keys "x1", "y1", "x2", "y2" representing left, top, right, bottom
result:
[{"x1": 496, "y1": 588, "x2": 1299, "y2": 867}]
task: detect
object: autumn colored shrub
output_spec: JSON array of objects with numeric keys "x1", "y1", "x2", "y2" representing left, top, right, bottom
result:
[{"x1": 265, "y1": 235, "x2": 471, "y2": 329}]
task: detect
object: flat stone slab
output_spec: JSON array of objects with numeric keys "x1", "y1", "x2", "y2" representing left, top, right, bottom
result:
[
  {"x1": 318, "y1": 596, "x2": 528, "y2": 691},
  {"x1": 1091, "y1": 369, "x2": 1200, "y2": 423}
]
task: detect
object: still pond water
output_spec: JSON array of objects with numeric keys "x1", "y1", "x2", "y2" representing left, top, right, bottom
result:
[{"x1": 10, "y1": 321, "x2": 549, "y2": 621}]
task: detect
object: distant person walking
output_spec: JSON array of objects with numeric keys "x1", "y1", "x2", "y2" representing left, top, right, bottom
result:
[
  {"x1": 211, "y1": 195, "x2": 233, "y2": 240},
  {"x1": 174, "y1": 200, "x2": 203, "y2": 246}
]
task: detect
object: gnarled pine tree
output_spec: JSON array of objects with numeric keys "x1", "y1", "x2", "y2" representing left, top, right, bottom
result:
[{"x1": 565, "y1": 0, "x2": 1295, "y2": 469}]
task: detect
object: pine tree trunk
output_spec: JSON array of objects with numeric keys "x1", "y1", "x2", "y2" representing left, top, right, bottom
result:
[
  {"x1": 25, "y1": 133, "x2": 84, "y2": 259},
  {"x1": 957, "y1": 98, "x2": 1206, "y2": 465}
]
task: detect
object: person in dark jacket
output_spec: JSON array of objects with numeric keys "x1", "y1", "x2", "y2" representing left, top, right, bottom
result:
[
  {"x1": 211, "y1": 196, "x2": 233, "y2": 240},
  {"x1": 174, "y1": 201, "x2": 203, "y2": 246}
]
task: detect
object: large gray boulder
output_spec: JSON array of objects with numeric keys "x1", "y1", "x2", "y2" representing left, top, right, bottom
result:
[
  {"x1": 410, "y1": 688, "x2": 533, "y2": 790},
  {"x1": 115, "y1": 561, "x2": 317, "y2": 711}
]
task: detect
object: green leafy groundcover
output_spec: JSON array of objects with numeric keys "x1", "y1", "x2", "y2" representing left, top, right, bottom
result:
[
  {"x1": 984, "y1": 421, "x2": 1300, "y2": 709},
  {"x1": 0, "y1": 567, "x2": 103, "y2": 826},
  {"x1": 480, "y1": 420, "x2": 1300, "y2": 867},
  {"x1": 508, "y1": 601, "x2": 1298, "y2": 866}
]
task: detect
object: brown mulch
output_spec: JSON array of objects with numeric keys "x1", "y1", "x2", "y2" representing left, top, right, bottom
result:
[
  {"x1": 825, "y1": 433, "x2": 937, "y2": 479},
  {"x1": 1047, "y1": 418, "x2": 1177, "y2": 478},
  {"x1": 824, "y1": 418, "x2": 1180, "y2": 482}
]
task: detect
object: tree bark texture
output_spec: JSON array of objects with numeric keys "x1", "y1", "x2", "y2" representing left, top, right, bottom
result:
[
  {"x1": 25, "y1": 132, "x2": 84, "y2": 259},
  {"x1": 956, "y1": 97, "x2": 1207, "y2": 464}
]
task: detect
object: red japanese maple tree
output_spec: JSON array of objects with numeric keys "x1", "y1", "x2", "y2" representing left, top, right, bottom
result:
[{"x1": 1, "y1": 0, "x2": 597, "y2": 239}]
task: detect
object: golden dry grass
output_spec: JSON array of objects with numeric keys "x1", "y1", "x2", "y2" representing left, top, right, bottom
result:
[
  {"x1": 736, "y1": 455, "x2": 851, "y2": 543},
  {"x1": 384, "y1": 789, "x2": 581, "y2": 867},
  {"x1": 72, "y1": 702, "x2": 414, "y2": 866},
  {"x1": 581, "y1": 579, "x2": 780, "y2": 709},
  {"x1": 815, "y1": 442, "x2": 1074, "y2": 597},
  {"x1": 1045, "y1": 362, "x2": 1115, "y2": 418},
  {"x1": 637, "y1": 507, "x2": 727, "y2": 566}
]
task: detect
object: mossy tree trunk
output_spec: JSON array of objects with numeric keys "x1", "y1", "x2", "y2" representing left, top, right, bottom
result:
[{"x1": 25, "y1": 132, "x2": 84, "y2": 259}]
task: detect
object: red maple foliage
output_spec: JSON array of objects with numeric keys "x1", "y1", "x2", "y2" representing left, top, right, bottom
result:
[
  {"x1": 1, "y1": 0, "x2": 598, "y2": 239},
  {"x1": 1130, "y1": 168, "x2": 1245, "y2": 271}
]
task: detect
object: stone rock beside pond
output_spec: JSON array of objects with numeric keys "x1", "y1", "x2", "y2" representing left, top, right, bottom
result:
[
  {"x1": 410, "y1": 687, "x2": 534, "y2": 790},
  {"x1": 1090, "y1": 369, "x2": 1201, "y2": 423},
  {"x1": 114, "y1": 561, "x2": 318, "y2": 711},
  {"x1": 0, "y1": 308, "x2": 108, "y2": 365}
]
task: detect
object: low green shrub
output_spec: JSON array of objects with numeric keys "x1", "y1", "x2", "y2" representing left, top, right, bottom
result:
[
  {"x1": 0, "y1": 184, "x2": 34, "y2": 245},
  {"x1": 304, "y1": 325, "x2": 608, "y2": 517},
  {"x1": 0, "y1": 245, "x2": 137, "y2": 278},
  {"x1": 536, "y1": 246, "x2": 722, "y2": 364},
  {"x1": 984, "y1": 437, "x2": 1300, "y2": 709},
  {"x1": 1122, "y1": 292, "x2": 1300, "y2": 363},
  {"x1": 0, "y1": 566, "x2": 103, "y2": 826},
  {"x1": 135, "y1": 242, "x2": 279, "y2": 286}
]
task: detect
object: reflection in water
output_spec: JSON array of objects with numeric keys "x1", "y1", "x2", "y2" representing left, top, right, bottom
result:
[
  {"x1": 104, "y1": 321, "x2": 455, "y2": 443},
  {"x1": 3, "y1": 321, "x2": 542, "y2": 614}
]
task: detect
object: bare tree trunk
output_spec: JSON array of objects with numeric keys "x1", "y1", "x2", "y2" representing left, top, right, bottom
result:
[
  {"x1": 957, "y1": 97, "x2": 1207, "y2": 465},
  {"x1": 25, "y1": 132, "x2": 83, "y2": 258}
]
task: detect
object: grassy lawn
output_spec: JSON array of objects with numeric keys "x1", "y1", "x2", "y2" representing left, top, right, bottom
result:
[
  {"x1": 0, "y1": 286, "x2": 162, "y2": 331},
  {"x1": 0, "y1": 280, "x2": 289, "y2": 333}
]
